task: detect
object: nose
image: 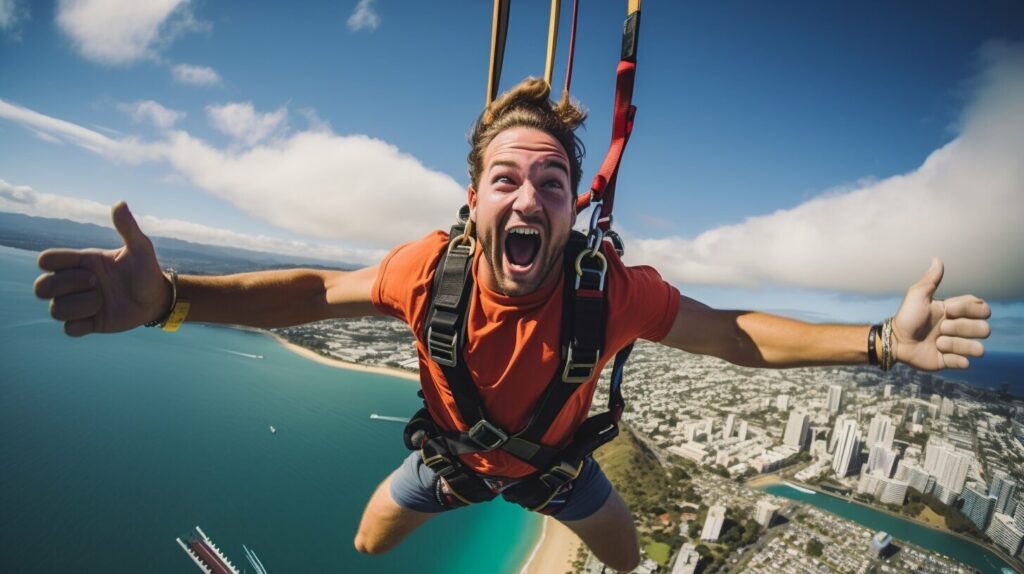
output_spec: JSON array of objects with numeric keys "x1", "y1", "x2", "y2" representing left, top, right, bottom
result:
[{"x1": 512, "y1": 179, "x2": 542, "y2": 216}]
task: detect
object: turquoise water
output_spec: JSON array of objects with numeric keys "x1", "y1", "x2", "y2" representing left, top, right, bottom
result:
[
  {"x1": 762, "y1": 484, "x2": 1019, "y2": 573},
  {"x1": 0, "y1": 246, "x2": 539, "y2": 573}
]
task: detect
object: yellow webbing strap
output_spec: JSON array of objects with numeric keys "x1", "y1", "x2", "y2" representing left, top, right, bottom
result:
[
  {"x1": 486, "y1": 0, "x2": 512, "y2": 107},
  {"x1": 628, "y1": 0, "x2": 641, "y2": 15},
  {"x1": 544, "y1": 0, "x2": 561, "y2": 87}
]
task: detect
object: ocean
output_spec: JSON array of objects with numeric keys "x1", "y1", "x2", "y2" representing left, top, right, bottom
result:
[
  {"x1": 0, "y1": 246, "x2": 539, "y2": 573},
  {"x1": 935, "y1": 351, "x2": 1024, "y2": 397}
]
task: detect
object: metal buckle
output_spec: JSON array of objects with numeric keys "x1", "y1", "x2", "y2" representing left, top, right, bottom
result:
[
  {"x1": 467, "y1": 419, "x2": 508, "y2": 451},
  {"x1": 561, "y1": 345, "x2": 599, "y2": 383},
  {"x1": 573, "y1": 250, "x2": 607, "y2": 291},
  {"x1": 427, "y1": 325, "x2": 458, "y2": 367}
]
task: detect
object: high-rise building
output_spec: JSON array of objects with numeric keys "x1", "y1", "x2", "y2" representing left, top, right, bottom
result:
[
  {"x1": 1014, "y1": 501, "x2": 1024, "y2": 531},
  {"x1": 990, "y1": 471, "x2": 1018, "y2": 516},
  {"x1": 883, "y1": 384, "x2": 893, "y2": 399},
  {"x1": 704, "y1": 417, "x2": 714, "y2": 438},
  {"x1": 827, "y1": 384, "x2": 844, "y2": 414},
  {"x1": 895, "y1": 461, "x2": 931, "y2": 494},
  {"x1": 737, "y1": 420, "x2": 749, "y2": 442},
  {"x1": 986, "y1": 512, "x2": 1024, "y2": 557},
  {"x1": 832, "y1": 419, "x2": 860, "y2": 478},
  {"x1": 671, "y1": 543, "x2": 700, "y2": 574},
  {"x1": 755, "y1": 499, "x2": 779, "y2": 528},
  {"x1": 700, "y1": 505, "x2": 726, "y2": 541},
  {"x1": 959, "y1": 484, "x2": 997, "y2": 531},
  {"x1": 867, "y1": 415, "x2": 896, "y2": 450},
  {"x1": 783, "y1": 409, "x2": 810, "y2": 451},
  {"x1": 829, "y1": 414, "x2": 853, "y2": 453},
  {"x1": 776, "y1": 394, "x2": 790, "y2": 411},
  {"x1": 925, "y1": 442, "x2": 971, "y2": 504},
  {"x1": 723, "y1": 414, "x2": 736, "y2": 440},
  {"x1": 866, "y1": 444, "x2": 899, "y2": 478},
  {"x1": 940, "y1": 397, "x2": 955, "y2": 419}
]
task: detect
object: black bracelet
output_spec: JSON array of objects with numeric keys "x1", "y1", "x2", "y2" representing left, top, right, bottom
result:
[
  {"x1": 144, "y1": 268, "x2": 177, "y2": 328},
  {"x1": 867, "y1": 324, "x2": 880, "y2": 366}
]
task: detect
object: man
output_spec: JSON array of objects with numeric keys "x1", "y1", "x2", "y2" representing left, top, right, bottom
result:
[{"x1": 34, "y1": 78, "x2": 991, "y2": 572}]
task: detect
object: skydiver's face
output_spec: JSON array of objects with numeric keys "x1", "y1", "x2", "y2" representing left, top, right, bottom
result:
[{"x1": 469, "y1": 127, "x2": 576, "y2": 296}]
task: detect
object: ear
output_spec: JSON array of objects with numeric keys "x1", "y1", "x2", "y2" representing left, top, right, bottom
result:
[{"x1": 467, "y1": 185, "x2": 477, "y2": 219}]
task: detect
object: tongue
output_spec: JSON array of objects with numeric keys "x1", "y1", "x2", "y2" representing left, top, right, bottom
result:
[{"x1": 506, "y1": 234, "x2": 539, "y2": 266}]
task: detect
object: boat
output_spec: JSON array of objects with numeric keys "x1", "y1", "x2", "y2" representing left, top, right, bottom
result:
[
  {"x1": 370, "y1": 413, "x2": 410, "y2": 423},
  {"x1": 782, "y1": 481, "x2": 816, "y2": 495},
  {"x1": 269, "y1": 425, "x2": 276, "y2": 434}
]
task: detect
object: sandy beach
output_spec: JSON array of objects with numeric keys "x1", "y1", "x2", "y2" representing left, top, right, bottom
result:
[
  {"x1": 744, "y1": 473, "x2": 783, "y2": 488},
  {"x1": 268, "y1": 332, "x2": 420, "y2": 382},
  {"x1": 520, "y1": 517, "x2": 582, "y2": 574}
]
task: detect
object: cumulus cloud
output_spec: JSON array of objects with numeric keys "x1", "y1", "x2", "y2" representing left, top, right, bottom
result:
[
  {"x1": 347, "y1": 0, "x2": 380, "y2": 32},
  {"x1": 628, "y1": 42, "x2": 1024, "y2": 302},
  {"x1": 118, "y1": 100, "x2": 185, "y2": 129},
  {"x1": 0, "y1": 0, "x2": 30, "y2": 39},
  {"x1": 171, "y1": 63, "x2": 222, "y2": 86},
  {"x1": 0, "y1": 178, "x2": 384, "y2": 265},
  {"x1": 0, "y1": 98, "x2": 462, "y2": 248},
  {"x1": 56, "y1": 0, "x2": 202, "y2": 65},
  {"x1": 206, "y1": 102, "x2": 288, "y2": 146}
]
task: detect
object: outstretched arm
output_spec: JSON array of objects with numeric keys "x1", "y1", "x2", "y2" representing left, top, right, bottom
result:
[
  {"x1": 660, "y1": 259, "x2": 991, "y2": 372},
  {"x1": 34, "y1": 201, "x2": 381, "y2": 336}
]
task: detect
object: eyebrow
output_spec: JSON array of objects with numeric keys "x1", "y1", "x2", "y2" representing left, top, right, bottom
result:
[{"x1": 488, "y1": 159, "x2": 570, "y2": 176}]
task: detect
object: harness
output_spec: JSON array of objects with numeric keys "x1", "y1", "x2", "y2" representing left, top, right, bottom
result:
[
  {"x1": 400, "y1": 0, "x2": 644, "y2": 512},
  {"x1": 403, "y1": 208, "x2": 633, "y2": 511}
]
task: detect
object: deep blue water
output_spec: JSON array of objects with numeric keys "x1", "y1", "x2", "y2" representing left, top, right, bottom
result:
[
  {"x1": 0, "y1": 246, "x2": 539, "y2": 573},
  {"x1": 937, "y1": 351, "x2": 1024, "y2": 396}
]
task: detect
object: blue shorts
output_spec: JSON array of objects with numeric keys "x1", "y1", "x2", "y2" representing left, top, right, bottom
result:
[{"x1": 388, "y1": 451, "x2": 613, "y2": 522}]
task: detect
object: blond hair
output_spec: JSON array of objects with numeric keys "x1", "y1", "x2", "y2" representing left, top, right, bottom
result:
[{"x1": 468, "y1": 78, "x2": 587, "y2": 194}]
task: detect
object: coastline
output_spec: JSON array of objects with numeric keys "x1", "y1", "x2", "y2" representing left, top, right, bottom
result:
[
  {"x1": 519, "y1": 516, "x2": 581, "y2": 574},
  {"x1": 265, "y1": 331, "x2": 420, "y2": 383}
]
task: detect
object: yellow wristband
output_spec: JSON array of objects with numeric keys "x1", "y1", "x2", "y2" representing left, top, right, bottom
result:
[{"x1": 161, "y1": 300, "x2": 190, "y2": 332}]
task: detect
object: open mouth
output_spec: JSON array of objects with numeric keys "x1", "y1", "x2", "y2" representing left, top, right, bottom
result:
[{"x1": 504, "y1": 227, "x2": 541, "y2": 270}]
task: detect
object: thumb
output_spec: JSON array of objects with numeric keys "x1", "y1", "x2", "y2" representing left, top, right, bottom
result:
[
  {"x1": 111, "y1": 201, "x2": 152, "y2": 253},
  {"x1": 913, "y1": 257, "x2": 944, "y2": 299}
]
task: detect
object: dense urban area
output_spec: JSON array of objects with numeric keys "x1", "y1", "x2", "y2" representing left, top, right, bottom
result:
[{"x1": 274, "y1": 317, "x2": 1024, "y2": 574}]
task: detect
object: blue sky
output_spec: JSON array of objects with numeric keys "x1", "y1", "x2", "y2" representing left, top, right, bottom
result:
[{"x1": 1, "y1": 1, "x2": 1022, "y2": 351}]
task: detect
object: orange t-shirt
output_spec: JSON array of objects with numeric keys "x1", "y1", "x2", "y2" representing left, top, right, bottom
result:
[{"x1": 372, "y1": 231, "x2": 680, "y2": 478}]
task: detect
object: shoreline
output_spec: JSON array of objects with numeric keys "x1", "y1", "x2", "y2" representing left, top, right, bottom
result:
[
  {"x1": 519, "y1": 516, "x2": 581, "y2": 574},
  {"x1": 264, "y1": 330, "x2": 420, "y2": 383}
]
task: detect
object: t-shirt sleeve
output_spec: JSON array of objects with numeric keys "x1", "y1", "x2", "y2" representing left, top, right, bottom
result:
[
  {"x1": 604, "y1": 245, "x2": 681, "y2": 346},
  {"x1": 371, "y1": 231, "x2": 449, "y2": 330}
]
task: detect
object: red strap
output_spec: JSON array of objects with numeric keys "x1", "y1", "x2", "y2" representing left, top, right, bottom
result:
[{"x1": 576, "y1": 60, "x2": 637, "y2": 230}]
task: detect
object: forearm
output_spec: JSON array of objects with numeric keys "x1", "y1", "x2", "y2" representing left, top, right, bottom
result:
[
  {"x1": 664, "y1": 297, "x2": 878, "y2": 369},
  {"x1": 173, "y1": 269, "x2": 370, "y2": 328},
  {"x1": 728, "y1": 312, "x2": 874, "y2": 368}
]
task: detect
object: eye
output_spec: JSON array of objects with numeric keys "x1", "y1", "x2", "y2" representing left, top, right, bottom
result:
[{"x1": 543, "y1": 178, "x2": 565, "y2": 189}]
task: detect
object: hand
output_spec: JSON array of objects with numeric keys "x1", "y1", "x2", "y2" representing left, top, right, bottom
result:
[
  {"x1": 33, "y1": 201, "x2": 171, "y2": 337},
  {"x1": 891, "y1": 258, "x2": 991, "y2": 371}
]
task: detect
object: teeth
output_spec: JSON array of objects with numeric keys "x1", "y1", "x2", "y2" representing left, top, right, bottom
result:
[{"x1": 509, "y1": 228, "x2": 539, "y2": 236}]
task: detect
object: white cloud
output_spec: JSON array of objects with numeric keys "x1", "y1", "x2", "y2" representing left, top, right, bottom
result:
[
  {"x1": 347, "y1": 0, "x2": 380, "y2": 32},
  {"x1": 118, "y1": 100, "x2": 185, "y2": 129},
  {"x1": 206, "y1": 102, "x2": 288, "y2": 146},
  {"x1": 0, "y1": 98, "x2": 462, "y2": 249},
  {"x1": 171, "y1": 63, "x2": 222, "y2": 86},
  {"x1": 56, "y1": 0, "x2": 201, "y2": 65},
  {"x1": 0, "y1": 0, "x2": 30, "y2": 39},
  {"x1": 0, "y1": 178, "x2": 384, "y2": 265},
  {"x1": 627, "y1": 42, "x2": 1024, "y2": 301}
]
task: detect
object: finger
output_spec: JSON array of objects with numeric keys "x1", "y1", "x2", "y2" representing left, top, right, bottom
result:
[
  {"x1": 941, "y1": 353, "x2": 970, "y2": 369},
  {"x1": 112, "y1": 201, "x2": 153, "y2": 254},
  {"x1": 64, "y1": 318, "x2": 95, "y2": 338},
  {"x1": 909, "y1": 257, "x2": 944, "y2": 299},
  {"x1": 38, "y1": 248, "x2": 84, "y2": 272},
  {"x1": 34, "y1": 269, "x2": 97, "y2": 299},
  {"x1": 936, "y1": 336, "x2": 985, "y2": 357},
  {"x1": 49, "y1": 289, "x2": 103, "y2": 322},
  {"x1": 943, "y1": 295, "x2": 991, "y2": 320},
  {"x1": 939, "y1": 318, "x2": 991, "y2": 339}
]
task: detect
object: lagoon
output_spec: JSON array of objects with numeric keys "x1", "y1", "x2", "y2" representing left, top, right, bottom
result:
[{"x1": 761, "y1": 483, "x2": 1018, "y2": 574}]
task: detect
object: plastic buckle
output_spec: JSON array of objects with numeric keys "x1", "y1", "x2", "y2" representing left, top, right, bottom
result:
[
  {"x1": 427, "y1": 325, "x2": 458, "y2": 367},
  {"x1": 541, "y1": 460, "x2": 583, "y2": 489},
  {"x1": 468, "y1": 419, "x2": 508, "y2": 451},
  {"x1": 562, "y1": 345, "x2": 599, "y2": 383}
]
